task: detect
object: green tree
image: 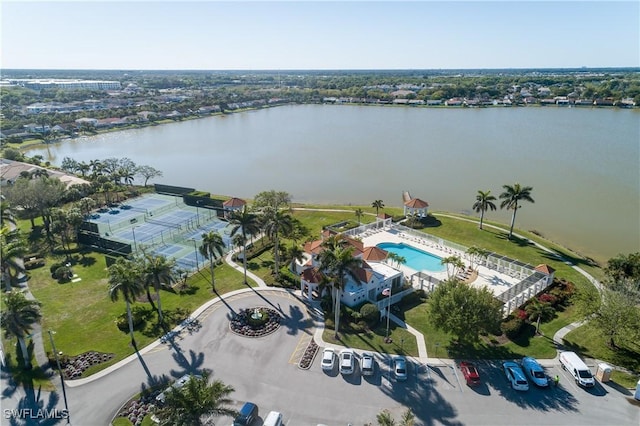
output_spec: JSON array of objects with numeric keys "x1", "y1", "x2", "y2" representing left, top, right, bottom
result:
[
  {"x1": 108, "y1": 257, "x2": 144, "y2": 347},
  {"x1": 285, "y1": 244, "x2": 305, "y2": 271},
  {"x1": 577, "y1": 285, "x2": 640, "y2": 349},
  {"x1": 441, "y1": 255, "x2": 465, "y2": 280},
  {"x1": 318, "y1": 236, "x2": 362, "y2": 338},
  {"x1": 472, "y1": 190, "x2": 497, "y2": 230},
  {"x1": 229, "y1": 208, "x2": 260, "y2": 285},
  {"x1": 466, "y1": 246, "x2": 490, "y2": 271},
  {"x1": 427, "y1": 279, "x2": 502, "y2": 343},
  {"x1": 1, "y1": 291, "x2": 42, "y2": 370},
  {"x1": 525, "y1": 298, "x2": 555, "y2": 334},
  {"x1": 199, "y1": 231, "x2": 226, "y2": 292},
  {"x1": 0, "y1": 228, "x2": 27, "y2": 291},
  {"x1": 136, "y1": 165, "x2": 163, "y2": 187},
  {"x1": 376, "y1": 408, "x2": 415, "y2": 426},
  {"x1": 499, "y1": 183, "x2": 535, "y2": 240},
  {"x1": 253, "y1": 190, "x2": 292, "y2": 210},
  {"x1": 371, "y1": 199, "x2": 385, "y2": 216},
  {"x1": 155, "y1": 372, "x2": 238, "y2": 426},
  {"x1": 142, "y1": 253, "x2": 177, "y2": 325},
  {"x1": 262, "y1": 208, "x2": 293, "y2": 280},
  {"x1": 354, "y1": 208, "x2": 364, "y2": 224},
  {"x1": 604, "y1": 252, "x2": 640, "y2": 295}
]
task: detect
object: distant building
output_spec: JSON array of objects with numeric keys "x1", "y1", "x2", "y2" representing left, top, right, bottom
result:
[{"x1": 6, "y1": 79, "x2": 121, "y2": 91}]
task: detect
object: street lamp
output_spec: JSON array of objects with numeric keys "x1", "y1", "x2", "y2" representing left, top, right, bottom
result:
[
  {"x1": 131, "y1": 226, "x2": 138, "y2": 252},
  {"x1": 48, "y1": 330, "x2": 70, "y2": 425},
  {"x1": 195, "y1": 200, "x2": 202, "y2": 227},
  {"x1": 190, "y1": 239, "x2": 199, "y2": 270},
  {"x1": 384, "y1": 286, "x2": 392, "y2": 343}
]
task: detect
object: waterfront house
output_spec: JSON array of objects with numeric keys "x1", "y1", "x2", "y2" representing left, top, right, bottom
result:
[{"x1": 298, "y1": 233, "x2": 403, "y2": 307}]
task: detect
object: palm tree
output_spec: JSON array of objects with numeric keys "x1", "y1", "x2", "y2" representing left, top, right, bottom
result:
[
  {"x1": 1, "y1": 291, "x2": 42, "y2": 370},
  {"x1": 229, "y1": 208, "x2": 260, "y2": 285},
  {"x1": 441, "y1": 255, "x2": 465, "y2": 280},
  {"x1": 155, "y1": 372, "x2": 238, "y2": 426},
  {"x1": 262, "y1": 208, "x2": 294, "y2": 280},
  {"x1": 0, "y1": 228, "x2": 27, "y2": 291},
  {"x1": 472, "y1": 190, "x2": 497, "y2": 230},
  {"x1": 354, "y1": 208, "x2": 364, "y2": 225},
  {"x1": 285, "y1": 244, "x2": 305, "y2": 272},
  {"x1": 142, "y1": 254, "x2": 177, "y2": 325},
  {"x1": 0, "y1": 200, "x2": 17, "y2": 227},
  {"x1": 318, "y1": 236, "x2": 362, "y2": 339},
  {"x1": 108, "y1": 257, "x2": 144, "y2": 347},
  {"x1": 372, "y1": 199, "x2": 385, "y2": 216},
  {"x1": 465, "y1": 246, "x2": 490, "y2": 271},
  {"x1": 525, "y1": 298, "x2": 555, "y2": 334},
  {"x1": 199, "y1": 231, "x2": 226, "y2": 292},
  {"x1": 499, "y1": 183, "x2": 535, "y2": 240}
]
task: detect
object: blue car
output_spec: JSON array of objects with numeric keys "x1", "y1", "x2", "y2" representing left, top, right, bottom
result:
[
  {"x1": 522, "y1": 356, "x2": 549, "y2": 387},
  {"x1": 503, "y1": 361, "x2": 529, "y2": 391}
]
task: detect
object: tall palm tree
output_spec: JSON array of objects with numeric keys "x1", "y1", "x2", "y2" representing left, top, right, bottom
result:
[
  {"x1": 199, "y1": 231, "x2": 226, "y2": 292},
  {"x1": 142, "y1": 254, "x2": 177, "y2": 324},
  {"x1": 1, "y1": 291, "x2": 42, "y2": 370},
  {"x1": 371, "y1": 199, "x2": 385, "y2": 216},
  {"x1": 285, "y1": 244, "x2": 305, "y2": 272},
  {"x1": 354, "y1": 208, "x2": 364, "y2": 224},
  {"x1": 318, "y1": 236, "x2": 362, "y2": 339},
  {"x1": 472, "y1": 190, "x2": 497, "y2": 230},
  {"x1": 229, "y1": 208, "x2": 260, "y2": 285},
  {"x1": 155, "y1": 372, "x2": 238, "y2": 426},
  {"x1": 499, "y1": 183, "x2": 535, "y2": 240},
  {"x1": 0, "y1": 228, "x2": 27, "y2": 291},
  {"x1": 262, "y1": 209, "x2": 294, "y2": 280},
  {"x1": 108, "y1": 257, "x2": 144, "y2": 347},
  {"x1": 441, "y1": 255, "x2": 465, "y2": 280}
]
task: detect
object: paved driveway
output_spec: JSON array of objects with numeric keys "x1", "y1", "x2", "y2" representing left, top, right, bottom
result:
[{"x1": 3, "y1": 288, "x2": 638, "y2": 426}]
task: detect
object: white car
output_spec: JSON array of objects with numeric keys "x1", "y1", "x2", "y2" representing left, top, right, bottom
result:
[
  {"x1": 503, "y1": 361, "x2": 529, "y2": 391},
  {"x1": 321, "y1": 348, "x2": 336, "y2": 371},
  {"x1": 521, "y1": 356, "x2": 549, "y2": 387},
  {"x1": 339, "y1": 349, "x2": 355, "y2": 375},
  {"x1": 393, "y1": 356, "x2": 408, "y2": 381},
  {"x1": 361, "y1": 352, "x2": 376, "y2": 376}
]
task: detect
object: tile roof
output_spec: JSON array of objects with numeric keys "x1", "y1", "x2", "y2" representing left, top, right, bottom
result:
[
  {"x1": 223, "y1": 197, "x2": 246, "y2": 208},
  {"x1": 535, "y1": 264, "x2": 556, "y2": 274},
  {"x1": 362, "y1": 246, "x2": 389, "y2": 262},
  {"x1": 404, "y1": 198, "x2": 429, "y2": 208}
]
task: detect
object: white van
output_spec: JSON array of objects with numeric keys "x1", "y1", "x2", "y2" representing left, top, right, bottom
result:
[
  {"x1": 559, "y1": 351, "x2": 595, "y2": 387},
  {"x1": 263, "y1": 411, "x2": 283, "y2": 426}
]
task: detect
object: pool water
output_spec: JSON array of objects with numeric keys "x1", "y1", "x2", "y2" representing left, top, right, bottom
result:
[{"x1": 377, "y1": 242, "x2": 445, "y2": 273}]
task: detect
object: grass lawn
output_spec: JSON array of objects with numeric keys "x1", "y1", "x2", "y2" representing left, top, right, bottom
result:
[
  {"x1": 26, "y1": 251, "x2": 250, "y2": 377},
  {"x1": 322, "y1": 322, "x2": 419, "y2": 357}
]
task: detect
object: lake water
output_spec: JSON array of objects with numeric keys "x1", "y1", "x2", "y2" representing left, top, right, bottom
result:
[{"x1": 28, "y1": 104, "x2": 640, "y2": 263}]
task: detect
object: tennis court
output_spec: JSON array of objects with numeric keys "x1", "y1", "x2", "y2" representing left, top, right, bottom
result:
[{"x1": 84, "y1": 193, "x2": 232, "y2": 272}]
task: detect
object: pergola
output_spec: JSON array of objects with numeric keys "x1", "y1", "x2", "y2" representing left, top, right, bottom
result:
[{"x1": 403, "y1": 197, "x2": 429, "y2": 217}]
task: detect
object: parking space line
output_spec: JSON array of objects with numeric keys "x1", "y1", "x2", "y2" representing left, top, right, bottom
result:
[
  {"x1": 288, "y1": 334, "x2": 312, "y2": 365},
  {"x1": 450, "y1": 364, "x2": 463, "y2": 393}
]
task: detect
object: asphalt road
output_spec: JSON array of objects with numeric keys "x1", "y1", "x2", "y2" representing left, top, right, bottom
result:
[{"x1": 2, "y1": 289, "x2": 638, "y2": 426}]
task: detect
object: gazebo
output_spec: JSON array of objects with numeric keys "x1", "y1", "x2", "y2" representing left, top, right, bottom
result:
[
  {"x1": 222, "y1": 197, "x2": 246, "y2": 218},
  {"x1": 403, "y1": 197, "x2": 429, "y2": 217}
]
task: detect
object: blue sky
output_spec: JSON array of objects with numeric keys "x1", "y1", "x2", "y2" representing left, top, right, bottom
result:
[{"x1": 2, "y1": 1, "x2": 638, "y2": 70}]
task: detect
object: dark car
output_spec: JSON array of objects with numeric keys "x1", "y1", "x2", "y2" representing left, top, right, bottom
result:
[
  {"x1": 460, "y1": 361, "x2": 481, "y2": 386},
  {"x1": 233, "y1": 402, "x2": 258, "y2": 426}
]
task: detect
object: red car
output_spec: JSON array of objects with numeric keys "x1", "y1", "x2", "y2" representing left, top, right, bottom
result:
[{"x1": 460, "y1": 361, "x2": 481, "y2": 386}]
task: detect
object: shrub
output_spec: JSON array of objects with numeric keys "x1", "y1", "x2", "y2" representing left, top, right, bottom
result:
[
  {"x1": 50, "y1": 263, "x2": 64, "y2": 275},
  {"x1": 538, "y1": 293, "x2": 557, "y2": 305},
  {"x1": 500, "y1": 317, "x2": 524, "y2": 340},
  {"x1": 115, "y1": 306, "x2": 148, "y2": 331},
  {"x1": 360, "y1": 303, "x2": 380, "y2": 326},
  {"x1": 54, "y1": 266, "x2": 73, "y2": 282}
]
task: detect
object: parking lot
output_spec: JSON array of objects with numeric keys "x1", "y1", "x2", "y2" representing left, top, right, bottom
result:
[{"x1": 201, "y1": 291, "x2": 638, "y2": 425}]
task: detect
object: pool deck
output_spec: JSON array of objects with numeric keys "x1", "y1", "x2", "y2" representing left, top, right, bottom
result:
[{"x1": 360, "y1": 229, "x2": 522, "y2": 297}]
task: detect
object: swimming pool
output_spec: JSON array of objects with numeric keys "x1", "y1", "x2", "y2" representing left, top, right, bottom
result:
[{"x1": 377, "y1": 242, "x2": 445, "y2": 273}]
